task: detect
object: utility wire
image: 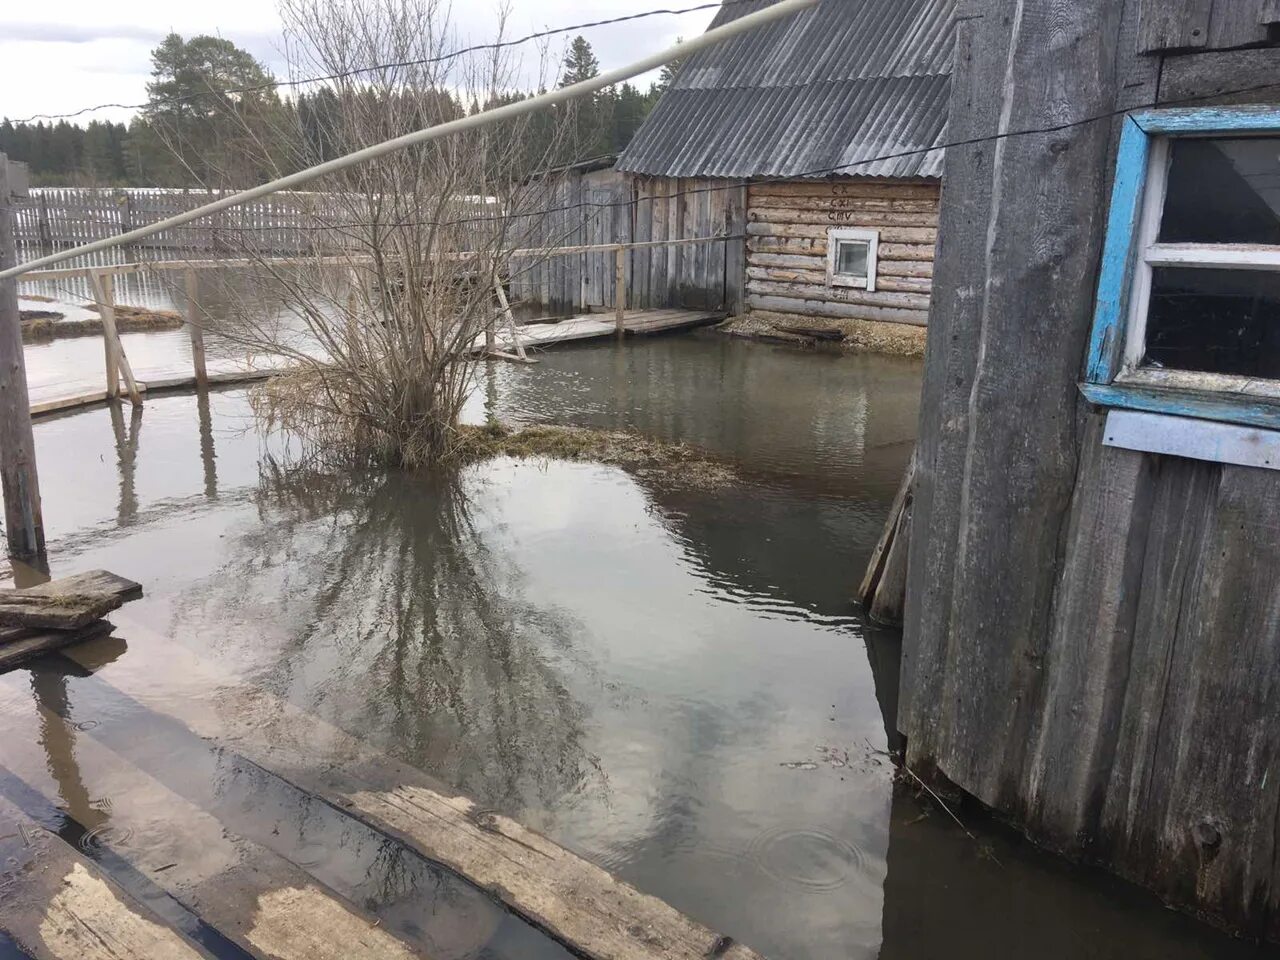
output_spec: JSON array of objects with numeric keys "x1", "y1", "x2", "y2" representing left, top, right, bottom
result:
[
  {"x1": 8, "y1": 0, "x2": 736, "y2": 125},
  {"x1": 1, "y1": 0, "x2": 817, "y2": 280},
  {"x1": 22, "y1": 74, "x2": 1280, "y2": 248}
]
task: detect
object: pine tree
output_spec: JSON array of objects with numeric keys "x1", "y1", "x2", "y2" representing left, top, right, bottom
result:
[
  {"x1": 559, "y1": 36, "x2": 600, "y2": 87},
  {"x1": 653, "y1": 38, "x2": 685, "y2": 95}
]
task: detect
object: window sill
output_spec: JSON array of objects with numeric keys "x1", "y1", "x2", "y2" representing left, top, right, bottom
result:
[
  {"x1": 1079, "y1": 381, "x2": 1280, "y2": 431},
  {"x1": 1115, "y1": 367, "x2": 1280, "y2": 400}
]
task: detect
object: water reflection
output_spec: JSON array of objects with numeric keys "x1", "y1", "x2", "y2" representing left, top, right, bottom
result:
[
  {"x1": 170, "y1": 462, "x2": 601, "y2": 816},
  {"x1": 6, "y1": 340, "x2": 1265, "y2": 960},
  {"x1": 109, "y1": 402, "x2": 143, "y2": 525}
]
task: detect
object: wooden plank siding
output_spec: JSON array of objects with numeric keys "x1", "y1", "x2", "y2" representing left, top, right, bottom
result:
[
  {"x1": 744, "y1": 179, "x2": 940, "y2": 327},
  {"x1": 899, "y1": 0, "x2": 1280, "y2": 942},
  {"x1": 507, "y1": 171, "x2": 745, "y2": 316}
]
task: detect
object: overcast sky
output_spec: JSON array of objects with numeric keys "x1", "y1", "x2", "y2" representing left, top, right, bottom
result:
[{"x1": 1, "y1": 0, "x2": 715, "y2": 125}]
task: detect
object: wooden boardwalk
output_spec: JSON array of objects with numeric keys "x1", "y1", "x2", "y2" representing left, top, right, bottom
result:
[
  {"x1": 0, "y1": 586, "x2": 768, "y2": 960},
  {"x1": 474, "y1": 308, "x2": 726, "y2": 355}
]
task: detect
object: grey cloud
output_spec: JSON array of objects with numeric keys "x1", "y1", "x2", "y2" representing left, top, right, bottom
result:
[{"x1": 0, "y1": 22, "x2": 166, "y2": 44}]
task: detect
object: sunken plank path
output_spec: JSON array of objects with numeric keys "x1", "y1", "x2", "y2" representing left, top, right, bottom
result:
[
  {"x1": 2, "y1": 614, "x2": 768, "y2": 960},
  {"x1": 0, "y1": 796, "x2": 213, "y2": 960},
  {"x1": 473, "y1": 308, "x2": 726, "y2": 354}
]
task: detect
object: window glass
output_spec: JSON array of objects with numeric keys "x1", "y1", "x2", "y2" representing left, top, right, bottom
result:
[
  {"x1": 835, "y1": 239, "x2": 869, "y2": 278},
  {"x1": 1145, "y1": 267, "x2": 1280, "y2": 377},
  {"x1": 1159, "y1": 137, "x2": 1280, "y2": 244}
]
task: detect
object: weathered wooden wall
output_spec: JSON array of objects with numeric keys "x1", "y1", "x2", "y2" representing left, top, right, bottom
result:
[
  {"x1": 745, "y1": 180, "x2": 939, "y2": 327},
  {"x1": 900, "y1": 0, "x2": 1280, "y2": 940},
  {"x1": 508, "y1": 170, "x2": 746, "y2": 316}
]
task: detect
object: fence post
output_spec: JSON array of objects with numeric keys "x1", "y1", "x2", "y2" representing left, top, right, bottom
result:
[
  {"x1": 185, "y1": 268, "x2": 208, "y2": 388},
  {"x1": 37, "y1": 194, "x2": 52, "y2": 254},
  {"x1": 117, "y1": 190, "x2": 133, "y2": 237},
  {"x1": 0, "y1": 155, "x2": 46, "y2": 561},
  {"x1": 615, "y1": 245, "x2": 626, "y2": 338}
]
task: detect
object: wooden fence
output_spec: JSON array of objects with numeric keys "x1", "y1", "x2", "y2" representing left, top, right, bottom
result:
[
  {"x1": 510, "y1": 170, "x2": 746, "y2": 315},
  {"x1": 16, "y1": 173, "x2": 747, "y2": 315},
  {"x1": 13, "y1": 188, "x2": 443, "y2": 256}
]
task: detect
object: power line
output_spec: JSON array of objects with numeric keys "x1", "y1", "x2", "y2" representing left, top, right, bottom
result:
[
  {"x1": 26, "y1": 74, "x2": 1280, "y2": 245},
  {"x1": 1, "y1": 0, "x2": 818, "y2": 280},
  {"x1": 8, "y1": 0, "x2": 729, "y2": 125},
  {"x1": 13, "y1": 71, "x2": 1280, "y2": 283}
]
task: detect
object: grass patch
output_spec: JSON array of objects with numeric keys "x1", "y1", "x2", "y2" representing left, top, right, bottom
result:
[
  {"x1": 457, "y1": 421, "x2": 736, "y2": 488},
  {"x1": 21, "y1": 305, "x2": 185, "y2": 343}
]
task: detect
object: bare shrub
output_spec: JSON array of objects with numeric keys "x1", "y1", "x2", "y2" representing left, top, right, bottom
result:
[{"x1": 190, "y1": 0, "x2": 579, "y2": 467}]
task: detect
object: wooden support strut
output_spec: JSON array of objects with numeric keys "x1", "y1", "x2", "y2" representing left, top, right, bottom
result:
[
  {"x1": 0, "y1": 155, "x2": 46, "y2": 561},
  {"x1": 185, "y1": 268, "x2": 208, "y2": 388},
  {"x1": 87, "y1": 270, "x2": 142, "y2": 406},
  {"x1": 492, "y1": 275, "x2": 529, "y2": 362},
  {"x1": 615, "y1": 244, "x2": 626, "y2": 338}
]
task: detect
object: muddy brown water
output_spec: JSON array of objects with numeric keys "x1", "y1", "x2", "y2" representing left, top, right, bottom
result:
[{"x1": 1, "y1": 333, "x2": 1274, "y2": 959}]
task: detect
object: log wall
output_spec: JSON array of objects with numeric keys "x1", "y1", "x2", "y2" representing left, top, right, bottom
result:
[
  {"x1": 745, "y1": 179, "x2": 940, "y2": 327},
  {"x1": 900, "y1": 0, "x2": 1280, "y2": 941}
]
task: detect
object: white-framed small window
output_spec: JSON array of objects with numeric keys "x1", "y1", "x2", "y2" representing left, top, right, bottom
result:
[
  {"x1": 827, "y1": 227, "x2": 879, "y2": 291},
  {"x1": 1120, "y1": 135, "x2": 1280, "y2": 392}
]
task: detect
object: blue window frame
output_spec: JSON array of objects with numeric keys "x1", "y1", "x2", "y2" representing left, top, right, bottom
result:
[{"x1": 1082, "y1": 107, "x2": 1280, "y2": 431}]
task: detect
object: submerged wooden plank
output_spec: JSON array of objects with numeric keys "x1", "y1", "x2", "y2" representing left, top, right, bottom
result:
[
  {"x1": 1, "y1": 683, "x2": 449, "y2": 960},
  {"x1": 340, "y1": 786, "x2": 763, "y2": 960},
  {"x1": 0, "y1": 620, "x2": 115, "y2": 672},
  {"x1": 0, "y1": 797, "x2": 211, "y2": 960},
  {"x1": 0, "y1": 571, "x2": 140, "y2": 630},
  {"x1": 53, "y1": 630, "x2": 768, "y2": 960}
]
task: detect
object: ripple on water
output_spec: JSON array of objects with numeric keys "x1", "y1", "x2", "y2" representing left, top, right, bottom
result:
[
  {"x1": 748, "y1": 827, "x2": 868, "y2": 893},
  {"x1": 78, "y1": 823, "x2": 134, "y2": 853}
]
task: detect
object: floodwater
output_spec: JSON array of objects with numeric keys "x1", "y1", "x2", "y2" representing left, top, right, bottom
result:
[{"x1": 1, "y1": 333, "x2": 1274, "y2": 959}]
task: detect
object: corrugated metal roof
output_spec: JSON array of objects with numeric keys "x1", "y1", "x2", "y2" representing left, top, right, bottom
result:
[{"x1": 617, "y1": 0, "x2": 955, "y2": 180}]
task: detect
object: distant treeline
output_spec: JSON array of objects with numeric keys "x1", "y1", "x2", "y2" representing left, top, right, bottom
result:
[{"x1": 1, "y1": 34, "x2": 676, "y2": 188}]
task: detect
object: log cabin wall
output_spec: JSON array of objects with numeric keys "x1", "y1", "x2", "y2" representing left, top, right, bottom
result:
[
  {"x1": 744, "y1": 179, "x2": 939, "y2": 327},
  {"x1": 899, "y1": 0, "x2": 1280, "y2": 941}
]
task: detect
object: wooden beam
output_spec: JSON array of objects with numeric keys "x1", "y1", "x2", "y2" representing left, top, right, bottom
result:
[
  {"x1": 0, "y1": 619, "x2": 115, "y2": 672},
  {"x1": 184, "y1": 269, "x2": 208, "y2": 388},
  {"x1": 0, "y1": 569, "x2": 140, "y2": 630},
  {"x1": 0, "y1": 155, "x2": 46, "y2": 561},
  {"x1": 614, "y1": 245, "x2": 627, "y2": 337}
]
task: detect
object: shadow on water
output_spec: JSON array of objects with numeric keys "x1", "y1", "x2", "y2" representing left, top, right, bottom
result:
[{"x1": 3, "y1": 337, "x2": 1276, "y2": 959}]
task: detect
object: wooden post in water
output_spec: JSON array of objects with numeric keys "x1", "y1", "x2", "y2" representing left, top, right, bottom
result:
[
  {"x1": 0, "y1": 155, "x2": 47, "y2": 561},
  {"x1": 88, "y1": 270, "x2": 142, "y2": 406},
  {"x1": 185, "y1": 268, "x2": 208, "y2": 388},
  {"x1": 614, "y1": 244, "x2": 626, "y2": 338},
  {"x1": 89, "y1": 268, "x2": 120, "y2": 398}
]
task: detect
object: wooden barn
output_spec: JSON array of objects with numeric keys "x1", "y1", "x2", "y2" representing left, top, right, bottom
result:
[
  {"x1": 511, "y1": 0, "x2": 955, "y2": 340},
  {"x1": 895, "y1": 0, "x2": 1280, "y2": 942},
  {"x1": 617, "y1": 0, "x2": 954, "y2": 337}
]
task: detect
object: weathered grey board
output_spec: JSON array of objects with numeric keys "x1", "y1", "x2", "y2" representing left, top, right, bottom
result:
[
  {"x1": 0, "y1": 571, "x2": 141, "y2": 629},
  {"x1": 471, "y1": 309, "x2": 724, "y2": 354},
  {"x1": 0, "y1": 796, "x2": 212, "y2": 960},
  {"x1": 0, "y1": 710, "x2": 438, "y2": 960},
  {"x1": 0, "y1": 620, "x2": 115, "y2": 672},
  {"x1": 508, "y1": 171, "x2": 744, "y2": 315},
  {"x1": 899, "y1": 0, "x2": 1280, "y2": 941},
  {"x1": 54, "y1": 633, "x2": 768, "y2": 960},
  {"x1": 1137, "y1": 0, "x2": 1275, "y2": 51}
]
